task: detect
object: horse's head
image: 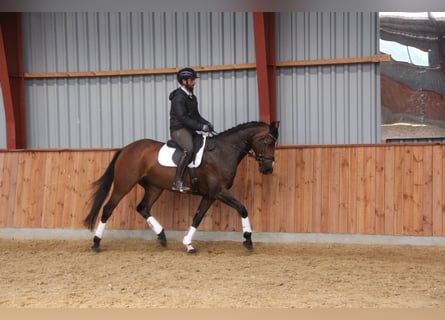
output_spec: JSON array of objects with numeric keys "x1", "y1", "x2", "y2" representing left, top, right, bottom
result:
[{"x1": 251, "y1": 121, "x2": 280, "y2": 175}]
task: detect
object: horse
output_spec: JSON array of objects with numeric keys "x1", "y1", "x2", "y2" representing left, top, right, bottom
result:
[{"x1": 83, "y1": 121, "x2": 280, "y2": 253}]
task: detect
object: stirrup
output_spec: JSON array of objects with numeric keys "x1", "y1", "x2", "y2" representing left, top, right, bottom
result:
[{"x1": 172, "y1": 182, "x2": 190, "y2": 192}]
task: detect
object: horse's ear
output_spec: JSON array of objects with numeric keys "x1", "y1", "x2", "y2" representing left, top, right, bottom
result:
[
  {"x1": 269, "y1": 121, "x2": 280, "y2": 138},
  {"x1": 270, "y1": 121, "x2": 280, "y2": 129}
]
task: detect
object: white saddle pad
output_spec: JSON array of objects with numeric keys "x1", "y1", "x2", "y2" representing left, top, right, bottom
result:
[{"x1": 158, "y1": 136, "x2": 207, "y2": 168}]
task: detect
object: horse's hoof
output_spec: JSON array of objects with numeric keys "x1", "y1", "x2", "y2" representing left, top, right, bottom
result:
[
  {"x1": 185, "y1": 244, "x2": 197, "y2": 254},
  {"x1": 91, "y1": 245, "x2": 101, "y2": 253},
  {"x1": 243, "y1": 241, "x2": 253, "y2": 252},
  {"x1": 157, "y1": 230, "x2": 167, "y2": 247},
  {"x1": 91, "y1": 236, "x2": 102, "y2": 252}
]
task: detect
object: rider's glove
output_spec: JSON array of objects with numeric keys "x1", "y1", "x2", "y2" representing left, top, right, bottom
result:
[{"x1": 202, "y1": 124, "x2": 211, "y2": 132}]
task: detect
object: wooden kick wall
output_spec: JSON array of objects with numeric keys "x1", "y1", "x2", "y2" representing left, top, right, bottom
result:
[{"x1": 0, "y1": 144, "x2": 444, "y2": 236}]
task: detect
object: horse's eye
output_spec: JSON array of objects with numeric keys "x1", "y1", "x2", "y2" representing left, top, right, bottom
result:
[{"x1": 266, "y1": 138, "x2": 276, "y2": 146}]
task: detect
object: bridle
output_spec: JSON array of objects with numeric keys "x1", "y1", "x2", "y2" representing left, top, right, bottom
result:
[{"x1": 245, "y1": 132, "x2": 277, "y2": 164}]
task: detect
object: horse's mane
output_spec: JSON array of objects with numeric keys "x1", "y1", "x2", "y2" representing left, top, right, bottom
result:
[{"x1": 216, "y1": 121, "x2": 268, "y2": 138}]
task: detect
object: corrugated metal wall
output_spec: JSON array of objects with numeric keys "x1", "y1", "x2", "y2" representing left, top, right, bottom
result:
[
  {"x1": 22, "y1": 12, "x2": 258, "y2": 148},
  {"x1": 21, "y1": 12, "x2": 381, "y2": 148},
  {"x1": 276, "y1": 12, "x2": 381, "y2": 144}
]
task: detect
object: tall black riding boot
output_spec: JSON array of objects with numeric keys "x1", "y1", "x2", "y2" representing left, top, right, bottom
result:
[{"x1": 172, "y1": 151, "x2": 191, "y2": 192}]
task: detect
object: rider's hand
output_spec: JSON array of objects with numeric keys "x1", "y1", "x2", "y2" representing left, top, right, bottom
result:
[{"x1": 202, "y1": 124, "x2": 211, "y2": 132}]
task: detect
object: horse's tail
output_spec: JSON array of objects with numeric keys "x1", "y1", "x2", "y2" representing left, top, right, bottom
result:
[{"x1": 83, "y1": 149, "x2": 122, "y2": 231}]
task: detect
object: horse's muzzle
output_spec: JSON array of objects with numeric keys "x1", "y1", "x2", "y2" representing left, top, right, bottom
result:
[
  {"x1": 259, "y1": 162, "x2": 274, "y2": 175},
  {"x1": 257, "y1": 155, "x2": 275, "y2": 175}
]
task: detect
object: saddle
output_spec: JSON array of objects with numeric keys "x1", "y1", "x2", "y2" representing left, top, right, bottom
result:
[
  {"x1": 158, "y1": 133, "x2": 215, "y2": 195},
  {"x1": 158, "y1": 134, "x2": 206, "y2": 168}
]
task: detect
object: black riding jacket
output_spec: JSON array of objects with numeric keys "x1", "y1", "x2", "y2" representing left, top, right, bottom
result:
[{"x1": 169, "y1": 87, "x2": 210, "y2": 133}]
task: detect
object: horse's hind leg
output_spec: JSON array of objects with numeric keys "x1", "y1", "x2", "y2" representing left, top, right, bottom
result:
[
  {"x1": 91, "y1": 180, "x2": 136, "y2": 252},
  {"x1": 91, "y1": 195, "x2": 122, "y2": 252},
  {"x1": 136, "y1": 182, "x2": 166, "y2": 247}
]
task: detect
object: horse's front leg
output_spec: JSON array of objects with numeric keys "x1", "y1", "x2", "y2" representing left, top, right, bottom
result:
[
  {"x1": 216, "y1": 189, "x2": 253, "y2": 251},
  {"x1": 183, "y1": 196, "x2": 215, "y2": 253}
]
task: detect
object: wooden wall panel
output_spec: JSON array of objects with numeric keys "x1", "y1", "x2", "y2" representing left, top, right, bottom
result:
[
  {"x1": 375, "y1": 147, "x2": 385, "y2": 234},
  {"x1": 422, "y1": 146, "x2": 433, "y2": 235},
  {"x1": 383, "y1": 146, "x2": 395, "y2": 235},
  {"x1": 301, "y1": 148, "x2": 313, "y2": 233},
  {"x1": 394, "y1": 146, "x2": 405, "y2": 235},
  {"x1": 432, "y1": 146, "x2": 443, "y2": 235},
  {"x1": 0, "y1": 145, "x2": 445, "y2": 237},
  {"x1": 338, "y1": 147, "x2": 350, "y2": 233},
  {"x1": 347, "y1": 147, "x2": 358, "y2": 233}
]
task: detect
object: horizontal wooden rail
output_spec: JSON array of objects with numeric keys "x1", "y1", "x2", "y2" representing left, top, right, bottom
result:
[
  {"x1": 276, "y1": 54, "x2": 391, "y2": 67},
  {"x1": 23, "y1": 64, "x2": 257, "y2": 79},
  {"x1": 23, "y1": 55, "x2": 390, "y2": 79}
]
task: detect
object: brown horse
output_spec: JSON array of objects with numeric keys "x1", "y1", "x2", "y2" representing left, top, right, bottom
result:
[{"x1": 83, "y1": 121, "x2": 280, "y2": 253}]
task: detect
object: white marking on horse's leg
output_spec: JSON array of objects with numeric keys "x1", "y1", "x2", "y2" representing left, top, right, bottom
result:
[
  {"x1": 95, "y1": 221, "x2": 106, "y2": 239},
  {"x1": 183, "y1": 226, "x2": 196, "y2": 245},
  {"x1": 146, "y1": 216, "x2": 163, "y2": 234},
  {"x1": 241, "y1": 217, "x2": 252, "y2": 233}
]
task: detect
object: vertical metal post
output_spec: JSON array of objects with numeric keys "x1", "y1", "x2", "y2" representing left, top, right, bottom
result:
[
  {"x1": 0, "y1": 13, "x2": 26, "y2": 149},
  {"x1": 0, "y1": 24, "x2": 16, "y2": 149},
  {"x1": 253, "y1": 12, "x2": 277, "y2": 123}
]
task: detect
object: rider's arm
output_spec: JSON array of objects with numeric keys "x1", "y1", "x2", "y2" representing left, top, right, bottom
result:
[{"x1": 171, "y1": 95, "x2": 207, "y2": 131}]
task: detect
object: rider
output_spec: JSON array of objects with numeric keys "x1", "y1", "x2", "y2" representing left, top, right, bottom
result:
[{"x1": 169, "y1": 67, "x2": 214, "y2": 192}]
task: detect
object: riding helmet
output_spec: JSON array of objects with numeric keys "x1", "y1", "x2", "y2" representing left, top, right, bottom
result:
[{"x1": 177, "y1": 67, "x2": 199, "y2": 83}]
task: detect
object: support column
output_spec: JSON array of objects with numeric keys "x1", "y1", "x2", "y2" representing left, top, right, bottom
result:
[
  {"x1": 0, "y1": 25, "x2": 16, "y2": 149},
  {"x1": 253, "y1": 12, "x2": 277, "y2": 123},
  {"x1": 0, "y1": 13, "x2": 26, "y2": 149}
]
